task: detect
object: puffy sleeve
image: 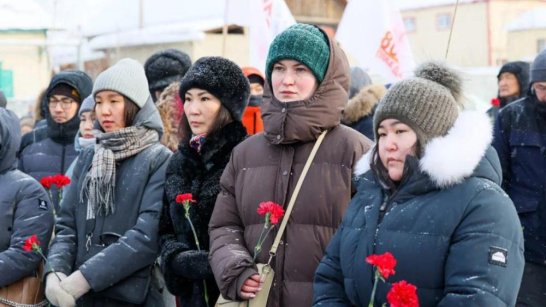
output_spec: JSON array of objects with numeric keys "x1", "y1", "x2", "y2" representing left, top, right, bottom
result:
[{"x1": 208, "y1": 151, "x2": 256, "y2": 300}]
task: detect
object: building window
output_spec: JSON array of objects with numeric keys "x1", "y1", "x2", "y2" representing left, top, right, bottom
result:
[
  {"x1": 538, "y1": 39, "x2": 546, "y2": 53},
  {"x1": 436, "y1": 13, "x2": 451, "y2": 30},
  {"x1": 403, "y1": 17, "x2": 416, "y2": 33}
]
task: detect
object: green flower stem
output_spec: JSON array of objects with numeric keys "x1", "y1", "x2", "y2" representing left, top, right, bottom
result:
[
  {"x1": 368, "y1": 269, "x2": 379, "y2": 307},
  {"x1": 36, "y1": 247, "x2": 61, "y2": 281},
  {"x1": 183, "y1": 201, "x2": 208, "y2": 305},
  {"x1": 184, "y1": 203, "x2": 201, "y2": 251},
  {"x1": 253, "y1": 214, "x2": 271, "y2": 262},
  {"x1": 203, "y1": 280, "x2": 209, "y2": 306}
]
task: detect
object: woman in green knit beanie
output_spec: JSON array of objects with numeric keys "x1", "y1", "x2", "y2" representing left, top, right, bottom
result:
[{"x1": 208, "y1": 23, "x2": 372, "y2": 307}]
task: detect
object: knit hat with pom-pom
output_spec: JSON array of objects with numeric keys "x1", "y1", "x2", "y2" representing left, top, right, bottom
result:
[{"x1": 373, "y1": 61, "x2": 463, "y2": 146}]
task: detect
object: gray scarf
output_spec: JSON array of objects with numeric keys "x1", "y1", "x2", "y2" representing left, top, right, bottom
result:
[{"x1": 81, "y1": 126, "x2": 159, "y2": 219}]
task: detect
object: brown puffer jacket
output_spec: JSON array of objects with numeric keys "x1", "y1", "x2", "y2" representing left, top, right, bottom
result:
[{"x1": 209, "y1": 30, "x2": 373, "y2": 307}]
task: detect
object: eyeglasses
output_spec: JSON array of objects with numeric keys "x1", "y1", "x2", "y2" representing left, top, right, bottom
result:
[
  {"x1": 48, "y1": 97, "x2": 75, "y2": 110},
  {"x1": 534, "y1": 83, "x2": 546, "y2": 93}
]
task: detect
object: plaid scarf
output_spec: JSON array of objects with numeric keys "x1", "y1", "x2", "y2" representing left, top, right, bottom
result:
[{"x1": 81, "y1": 126, "x2": 159, "y2": 219}]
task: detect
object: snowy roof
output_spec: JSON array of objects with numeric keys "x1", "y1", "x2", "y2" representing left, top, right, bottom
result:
[
  {"x1": 79, "y1": 0, "x2": 225, "y2": 37},
  {"x1": 507, "y1": 8, "x2": 546, "y2": 31},
  {"x1": 394, "y1": 0, "x2": 477, "y2": 11},
  {"x1": 0, "y1": 0, "x2": 52, "y2": 31}
]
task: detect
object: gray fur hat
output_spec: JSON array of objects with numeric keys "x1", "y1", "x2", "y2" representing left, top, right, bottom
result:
[
  {"x1": 78, "y1": 95, "x2": 95, "y2": 117},
  {"x1": 179, "y1": 56, "x2": 250, "y2": 121},
  {"x1": 93, "y1": 58, "x2": 150, "y2": 108},
  {"x1": 373, "y1": 61, "x2": 462, "y2": 146},
  {"x1": 531, "y1": 48, "x2": 546, "y2": 84}
]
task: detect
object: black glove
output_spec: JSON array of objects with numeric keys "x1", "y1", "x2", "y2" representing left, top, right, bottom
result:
[{"x1": 170, "y1": 250, "x2": 213, "y2": 280}]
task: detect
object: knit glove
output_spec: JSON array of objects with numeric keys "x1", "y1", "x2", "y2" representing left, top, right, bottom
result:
[
  {"x1": 45, "y1": 272, "x2": 76, "y2": 307},
  {"x1": 60, "y1": 270, "x2": 91, "y2": 301},
  {"x1": 170, "y1": 250, "x2": 213, "y2": 280}
]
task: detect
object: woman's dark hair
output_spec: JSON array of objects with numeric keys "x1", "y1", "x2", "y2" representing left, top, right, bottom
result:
[
  {"x1": 370, "y1": 141, "x2": 422, "y2": 191},
  {"x1": 123, "y1": 96, "x2": 140, "y2": 127},
  {"x1": 178, "y1": 104, "x2": 233, "y2": 143}
]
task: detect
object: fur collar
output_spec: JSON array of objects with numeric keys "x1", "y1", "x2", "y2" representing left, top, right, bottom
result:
[
  {"x1": 342, "y1": 84, "x2": 386, "y2": 124},
  {"x1": 354, "y1": 110, "x2": 492, "y2": 187}
]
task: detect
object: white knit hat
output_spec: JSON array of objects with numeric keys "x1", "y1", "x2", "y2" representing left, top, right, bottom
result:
[{"x1": 93, "y1": 58, "x2": 150, "y2": 108}]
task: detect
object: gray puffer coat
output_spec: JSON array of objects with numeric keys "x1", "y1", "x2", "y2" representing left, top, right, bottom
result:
[
  {"x1": 0, "y1": 108, "x2": 54, "y2": 287},
  {"x1": 46, "y1": 98, "x2": 172, "y2": 306}
]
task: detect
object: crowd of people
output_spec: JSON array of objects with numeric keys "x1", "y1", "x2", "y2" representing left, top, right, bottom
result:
[{"x1": 1, "y1": 22, "x2": 545, "y2": 307}]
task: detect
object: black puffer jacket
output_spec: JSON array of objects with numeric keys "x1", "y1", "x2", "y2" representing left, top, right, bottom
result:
[
  {"x1": 18, "y1": 71, "x2": 92, "y2": 211},
  {"x1": 159, "y1": 121, "x2": 247, "y2": 307}
]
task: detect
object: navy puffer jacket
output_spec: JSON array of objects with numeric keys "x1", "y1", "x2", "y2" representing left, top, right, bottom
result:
[{"x1": 314, "y1": 111, "x2": 524, "y2": 306}]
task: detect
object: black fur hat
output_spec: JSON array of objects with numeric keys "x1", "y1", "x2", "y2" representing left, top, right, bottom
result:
[
  {"x1": 145, "y1": 49, "x2": 192, "y2": 92},
  {"x1": 179, "y1": 56, "x2": 250, "y2": 121}
]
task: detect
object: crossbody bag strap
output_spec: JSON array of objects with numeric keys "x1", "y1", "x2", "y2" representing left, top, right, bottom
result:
[{"x1": 267, "y1": 130, "x2": 328, "y2": 261}]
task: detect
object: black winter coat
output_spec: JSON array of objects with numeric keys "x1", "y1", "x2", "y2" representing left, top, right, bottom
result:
[
  {"x1": 159, "y1": 121, "x2": 247, "y2": 307},
  {"x1": 314, "y1": 111, "x2": 524, "y2": 306},
  {"x1": 493, "y1": 94, "x2": 546, "y2": 266}
]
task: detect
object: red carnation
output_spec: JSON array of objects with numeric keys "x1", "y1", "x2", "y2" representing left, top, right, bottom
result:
[
  {"x1": 52, "y1": 174, "x2": 71, "y2": 189},
  {"x1": 40, "y1": 176, "x2": 52, "y2": 189},
  {"x1": 387, "y1": 280, "x2": 419, "y2": 307},
  {"x1": 176, "y1": 193, "x2": 195, "y2": 204},
  {"x1": 257, "y1": 201, "x2": 285, "y2": 225},
  {"x1": 23, "y1": 234, "x2": 40, "y2": 252},
  {"x1": 366, "y1": 252, "x2": 397, "y2": 279},
  {"x1": 23, "y1": 234, "x2": 63, "y2": 281},
  {"x1": 491, "y1": 98, "x2": 500, "y2": 107}
]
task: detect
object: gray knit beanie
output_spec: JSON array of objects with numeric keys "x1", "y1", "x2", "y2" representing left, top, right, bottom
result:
[
  {"x1": 373, "y1": 61, "x2": 462, "y2": 147},
  {"x1": 93, "y1": 58, "x2": 150, "y2": 108},
  {"x1": 531, "y1": 48, "x2": 546, "y2": 83},
  {"x1": 78, "y1": 95, "x2": 95, "y2": 117}
]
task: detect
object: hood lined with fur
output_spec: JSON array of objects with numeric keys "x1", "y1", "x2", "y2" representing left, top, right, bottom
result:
[
  {"x1": 342, "y1": 84, "x2": 386, "y2": 124},
  {"x1": 355, "y1": 111, "x2": 494, "y2": 187}
]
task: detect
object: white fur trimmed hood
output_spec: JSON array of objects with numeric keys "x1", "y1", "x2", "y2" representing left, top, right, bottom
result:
[{"x1": 354, "y1": 110, "x2": 493, "y2": 187}]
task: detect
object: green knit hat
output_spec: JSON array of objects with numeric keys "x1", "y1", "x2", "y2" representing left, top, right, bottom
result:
[
  {"x1": 266, "y1": 23, "x2": 330, "y2": 83},
  {"x1": 373, "y1": 61, "x2": 463, "y2": 147}
]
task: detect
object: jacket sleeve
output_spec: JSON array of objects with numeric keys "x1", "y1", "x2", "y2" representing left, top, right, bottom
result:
[
  {"x1": 0, "y1": 178, "x2": 54, "y2": 287},
  {"x1": 437, "y1": 188, "x2": 524, "y2": 306},
  {"x1": 313, "y1": 224, "x2": 352, "y2": 306},
  {"x1": 492, "y1": 112, "x2": 510, "y2": 190},
  {"x1": 78, "y1": 151, "x2": 170, "y2": 291},
  {"x1": 208, "y1": 152, "x2": 257, "y2": 300},
  {"x1": 47, "y1": 151, "x2": 88, "y2": 275},
  {"x1": 158, "y1": 153, "x2": 196, "y2": 295}
]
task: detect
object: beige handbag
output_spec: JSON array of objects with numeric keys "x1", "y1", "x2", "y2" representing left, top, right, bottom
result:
[
  {"x1": 215, "y1": 130, "x2": 328, "y2": 307},
  {"x1": 0, "y1": 263, "x2": 48, "y2": 307}
]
